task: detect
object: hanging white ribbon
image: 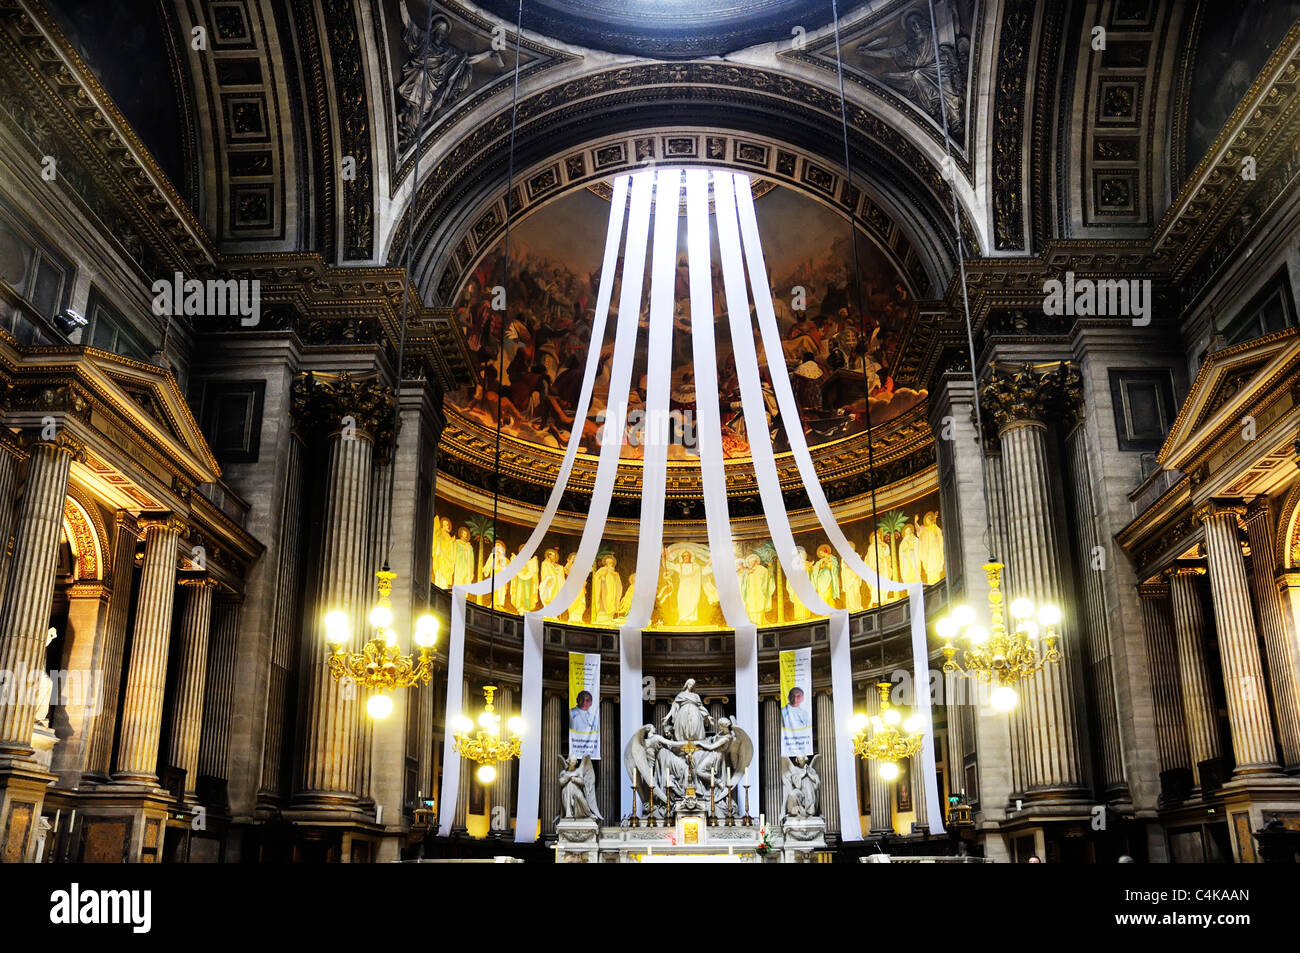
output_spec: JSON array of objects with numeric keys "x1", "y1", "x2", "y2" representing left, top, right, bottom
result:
[
  {"x1": 513, "y1": 170, "x2": 657, "y2": 840},
  {"x1": 684, "y1": 169, "x2": 761, "y2": 814},
  {"x1": 438, "y1": 172, "x2": 634, "y2": 838},
  {"x1": 734, "y1": 178, "x2": 944, "y2": 835}
]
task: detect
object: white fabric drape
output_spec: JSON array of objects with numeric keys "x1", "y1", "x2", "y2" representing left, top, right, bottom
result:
[
  {"x1": 734, "y1": 178, "x2": 944, "y2": 835},
  {"x1": 438, "y1": 172, "x2": 634, "y2": 838},
  {"x1": 684, "y1": 169, "x2": 761, "y2": 812},
  {"x1": 511, "y1": 170, "x2": 656, "y2": 840}
]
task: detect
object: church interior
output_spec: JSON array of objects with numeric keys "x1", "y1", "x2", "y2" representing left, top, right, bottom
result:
[{"x1": 2, "y1": 0, "x2": 1300, "y2": 870}]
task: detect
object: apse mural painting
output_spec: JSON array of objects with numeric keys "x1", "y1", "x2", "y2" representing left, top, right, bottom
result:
[
  {"x1": 430, "y1": 491, "x2": 944, "y2": 629},
  {"x1": 450, "y1": 183, "x2": 925, "y2": 459}
]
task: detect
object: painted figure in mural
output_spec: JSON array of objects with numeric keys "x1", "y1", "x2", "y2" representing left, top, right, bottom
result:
[
  {"x1": 432, "y1": 516, "x2": 455, "y2": 588},
  {"x1": 480, "y1": 538, "x2": 509, "y2": 609},
  {"x1": 842, "y1": 540, "x2": 865, "y2": 612},
  {"x1": 863, "y1": 530, "x2": 889, "y2": 607},
  {"x1": 511, "y1": 553, "x2": 539, "y2": 612},
  {"x1": 788, "y1": 547, "x2": 814, "y2": 621},
  {"x1": 857, "y1": 9, "x2": 968, "y2": 138},
  {"x1": 919, "y1": 511, "x2": 945, "y2": 584},
  {"x1": 452, "y1": 526, "x2": 475, "y2": 586},
  {"x1": 564, "y1": 553, "x2": 586, "y2": 623},
  {"x1": 669, "y1": 550, "x2": 706, "y2": 625},
  {"x1": 898, "y1": 522, "x2": 922, "y2": 585},
  {"x1": 811, "y1": 545, "x2": 841, "y2": 607},
  {"x1": 591, "y1": 555, "x2": 623, "y2": 624},
  {"x1": 539, "y1": 547, "x2": 565, "y2": 608},
  {"x1": 616, "y1": 572, "x2": 637, "y2": 622},
  {"x1": 396, "y1": 4, "x2": 506, "y2": 148},
  {"x1": 741, "y1": 553, "x2": 774, "y2": 624}
]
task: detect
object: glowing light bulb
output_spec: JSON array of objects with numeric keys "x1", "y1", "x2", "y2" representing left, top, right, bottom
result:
[
  {"x1": 951, "y1": 605, "x2": 975, "y2": 627},
  {"x1": 452, "y1": 714, "x2": 473, "y2": 735},
  {"x1": 369, "y1": 604, "x2": 394, "y2": 630},
  {"x1": 366, "y1": 693, "x2": 393, "y2": 719},
  {"x1": 878, "y1": 761, "x2": 900, "y2": 781},
  {"x1": 991, "y1": 685, "x2": 1019, "y2": 711},
  {"x1": 477, "y1": 764, "x2": 497, "y2": 785},
  {"x1": 323, "y1": 610, "x2": 349, "y2": 643},
  {"x1": 966, "y1": 625, "x2": 990, "y2": 644},
  {"x1": 1037, "y1": 605, "x2": 1062, "y2": 626},
  {"x1": 1009, "y1": 598, "x2": 1034, "y2": 620},
  {"x1": 507, "y1": 716, "x2": 525, "y2": 735},
  {"x1": 478, "y1": 710, "x2": 496, "y2": 730},
  {"x1": 935, "y1": 616, "x2": 958, "y2": 639},
  {"x1": 414, "y1": 614, "x2": 439, "y2": 648},
  {"x1": 1021, "y1": 620, "x2": 1040, "y2": 640},
  {"x1": 382, "y1": 628, "x2": 397, "y2": 647},
  {"x1": 850, "y1": 713, "x2": 870, "y2": 735},
  {"x1": 883, "y1": 707, "x2": 901, "y2": 727},
  {"x1": 903, "y1": 715, "x2": 925, "y2": 734}
]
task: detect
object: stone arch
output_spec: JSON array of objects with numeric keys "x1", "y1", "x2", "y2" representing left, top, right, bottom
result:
[{"x1": 61, "y1": 493, "x2": 106, "y2": 584}]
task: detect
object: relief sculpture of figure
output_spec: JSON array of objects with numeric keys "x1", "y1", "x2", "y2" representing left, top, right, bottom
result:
[{"x1": 397, "y1": 3, "x2": 506, "y2": 147}]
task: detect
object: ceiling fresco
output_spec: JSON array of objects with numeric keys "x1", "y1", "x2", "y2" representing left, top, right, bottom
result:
[{"x1": 448, "y1": 181, "x2": 923, "y2": 472}]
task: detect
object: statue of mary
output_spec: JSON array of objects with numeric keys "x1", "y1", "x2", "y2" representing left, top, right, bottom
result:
[{"x1": 663, "y1": 678, "x2": 711, "y2": 742}]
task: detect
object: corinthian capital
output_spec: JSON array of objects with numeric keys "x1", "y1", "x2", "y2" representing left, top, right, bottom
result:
[
  {"x1": 980, "y1": 361, "x2": 1083, "y2": 432},
  {"x1": 290, "y1": 371, "x2": 397, "y2": 451},
  {"x1": 1194, "y1": 499, "x2": 1247, "y2": 527}
]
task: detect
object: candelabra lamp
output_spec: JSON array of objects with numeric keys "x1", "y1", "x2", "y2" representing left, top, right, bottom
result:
[
  {"x1": 934, "y1": 562, "x2": 1062, "y2": 712},
  {"x1": 452, "y1": 685, "x2": 524, "y2": 784},
  {"x1": 324, "y1": 569, "x2": 440, "y2": 719},
  {"x1": 850, "y1": 682, "x2": 926, "y2": 780}
]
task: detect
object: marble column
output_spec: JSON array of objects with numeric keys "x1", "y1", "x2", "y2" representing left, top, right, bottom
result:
[
  {"x1": 166, "y1": 576, "x2": 216, "y2": 797},
  {"x1": 453, "y1": 677, "x2": 471, "y2": 834},
  {"x1": 1166, "y1": 566, "x2": 1223, "y2": 780},
  {"x1": 814, "y1": 691, "x2": 840, "y2": 835},
  {"x1": 297, "y1": 412, "x2": 375, "y2": 805},
  {"x1": 1242, "y1": 500, "x2": 1300, "y2": 770},
  {"x1": 1137, "y1": 582, "x2": 1192, "y2": 777},
  {"x1": 652, "y1": 700, "x2": 668, "y2": 734},
  {"x1": 598, "y1": 694, "x2": 617, "y2": 822},
  {"x1": 982, "y1": 362, "x2": 1088, "y2": 800},
  {"x1": 708, "y1": 698, "x2": 727, "y2": 731},
  {"x1": 199, "y1": 599, "x2": 240, "y2": 784},
  {"x1": 540, "y1": 692, "x2": 563, "y2": 833},
  {"x1": 0, "y1": 436, "x2": 24, "y2": 607},
  {"x1": 762, "y1": 696, "x2": 781, "y2": 822},
  {"x1": 909, "y1": 753, "x2": 929, "y2": 831},
  {"x1": 113, "y1": 515, "x2": 184, "y2": 783},
  {"x1": 490, "y1": 685, "x2": 514, "y2": 834},
  {"x1": 85, "y1": 514, "x2": 139, "y2": 779},
  {"x1": 0, "y1": 434, "x2": 78, "y2": 757},
  {"x1": 865, "y1": 688, "x2": 893, "y2": 835},
  {"x1": 1198, "y1": 502, "x2": 1281, "y2": 776}
]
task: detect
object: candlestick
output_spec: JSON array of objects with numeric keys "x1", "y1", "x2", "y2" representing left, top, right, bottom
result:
[{"x1": 631, "y1": 783, "x2": 640, "y2": 827}]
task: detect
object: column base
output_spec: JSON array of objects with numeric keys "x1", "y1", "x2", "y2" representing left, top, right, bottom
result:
[
  {"x1": 55, "y1": 786, "x2": 175, "y2": 862},
  {"x1": 0, "y1": 759, "x2": 56, "y2": 862}
]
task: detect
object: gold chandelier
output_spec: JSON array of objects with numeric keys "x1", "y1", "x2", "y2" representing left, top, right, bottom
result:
[
  {"x1": 324, "y1": 569, "x2": 439, "y2": 719},
  {"x1": 934, "y1": 562, "x2": 1061, "y2": 712},
  {"x1": 452, "y1": 685, "x2": 524, "y2": 785},
  {"x1": 851, "y1": 682, "x2": 926, "y2": 780}
]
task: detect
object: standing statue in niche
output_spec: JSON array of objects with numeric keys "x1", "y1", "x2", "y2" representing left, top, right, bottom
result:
[
  {"x1": 558, "y1": 755, "x2": 602, "y2": 821},
  {"x1": 32, "y1": 627, "x2": 57, "y2": 728},
  {"x1": 396, "y1": 3, "x2": 506, "y2": 148}
]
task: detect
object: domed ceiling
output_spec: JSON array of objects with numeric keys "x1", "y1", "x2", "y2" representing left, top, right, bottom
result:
[{"x1": 473, "y1": 0, "x2": 857, "y2": 58}]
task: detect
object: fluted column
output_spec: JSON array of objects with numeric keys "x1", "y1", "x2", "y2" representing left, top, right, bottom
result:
[
  {"x1": 0, "y1": 436, "x2": 25, "y2": 608},
  {"x1": 0, "y1": 435, "x2": 79, "y2": 757},
  {"x1": 865, "y1": 688, "x2": 893, "y2": 834},
  {"x1": 762, "y1": 696, "x2": 781, "y2": 822},
  {"x1": 1166, "y1": 566, "x2": 1223, "y2": 780},
  {"x1": 297, "y1": 425, "x2": 374, "y2": 803},
  {"x1": 652, "y1": 700, "x2": 669, "y2": 734},
  {"x1": 983, "y1": 362, "x2": 1088, "y2": 799},
  {"x1": 1198, "y1": 502, "x2": 1281, "y2": 775},
  {"x1": 199, "y1": 599, "x2": 240, "y2": 783},
  {"x1": 166, "y1": 576, "x2": 216, "y2": 796},
  {"x1": 1137, "y1": 582, "x2": 1192, "y2": 777},
  {"x1": 85, "y1": 514, "x2": 139, "y2": 778},
  {"x1": 1242, "y1": 500, "x2": 1300, "y2": 769},
  {"x1": 814, "y1": 690, "x2": 840, "y2": 834},
  {"x1": 540, "y1": 692, "x2": 563, "y2": 833},
  {"x1": 490, "y1": 686, "x2": 515, "y2": 833},
  {"x1": 113, "y1": 515, "x2": 184, "y2": 782},
  {"x1": 910, "y1": 753, "x2": 929, "y2": 831},
  {"x1": 453, "y1": 679, "x2": 471, "y2": 834},
  {"x1": 598, "y1": 694, "x2": 617, "y2": 822}
]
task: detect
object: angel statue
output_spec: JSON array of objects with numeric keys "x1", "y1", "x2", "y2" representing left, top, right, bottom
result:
[
  {"x1": 558, "y1": 755, "x2": 602, "y2": 822},
  {"x1": 663, "y1": 677, "x2": 711, "y2": 741},
  {"x1": 689, "y1": 717, "x2": 754, "y2": 817},
  {"x1": 396, "y1": 2, "x2": 506, "y2": 147},
  {"x1": 625, "y1": 723, "x2": 688, "y2": 817},
  {"x1": 781, "y1": 754, "x2": 822, "y2": 821}
]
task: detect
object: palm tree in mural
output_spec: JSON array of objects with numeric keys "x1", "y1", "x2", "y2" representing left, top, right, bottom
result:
[
  {"x1": 878, "y1": 509, "x2": 909, "y2": 583},
  {"x1": 465, "y1": 515, "x2": 496, "y2": 605}
]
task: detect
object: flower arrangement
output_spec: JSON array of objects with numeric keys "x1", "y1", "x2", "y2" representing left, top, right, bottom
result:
[{"x1": 755, "y1": 826, "x2": 775, "y2": 856}]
